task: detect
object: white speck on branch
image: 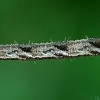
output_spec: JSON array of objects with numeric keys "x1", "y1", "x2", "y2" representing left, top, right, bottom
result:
[{"x1": 0, "y1": 38, "x2": 100, "y2": 60}]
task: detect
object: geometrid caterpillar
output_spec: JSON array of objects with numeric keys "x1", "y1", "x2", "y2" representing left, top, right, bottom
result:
[{"x1": 0, "y1": 38, "x2": 100, "y2": 60}]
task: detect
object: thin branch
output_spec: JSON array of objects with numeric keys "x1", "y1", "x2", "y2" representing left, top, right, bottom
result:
[{"x1": 0, "y1": 38, "x2": 100, "y2": 60}]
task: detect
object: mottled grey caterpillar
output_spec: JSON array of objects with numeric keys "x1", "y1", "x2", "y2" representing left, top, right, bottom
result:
[{"x1": 0, "y1": 38, "x2": 100, "y2": 60}]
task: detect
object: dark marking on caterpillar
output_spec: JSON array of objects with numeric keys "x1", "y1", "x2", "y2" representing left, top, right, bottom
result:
[
  {"x1": 18, "y1": 45, "x2": 32, "y2": 52},
  {"x1": 53, "y1": 44, "x2": 68, "y2": 51},
  {"x1": 90, "y1": 50, "x2": 100, "y2": 55},
  {"x1": 88, "y1": 38, "x2": 100, "y2": 48}
]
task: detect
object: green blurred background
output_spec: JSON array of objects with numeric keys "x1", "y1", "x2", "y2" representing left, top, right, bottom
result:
[{"x1": 0, "y1": 0, "x2": 100, "y2": 100}]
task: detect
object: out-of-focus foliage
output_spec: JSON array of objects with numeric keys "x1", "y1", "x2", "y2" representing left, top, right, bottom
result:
[{"x1": 0, "y1": 0, "x2": 100, "y2": 100}]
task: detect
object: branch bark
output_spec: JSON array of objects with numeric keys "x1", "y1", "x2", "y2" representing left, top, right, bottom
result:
[{"x1": 0, "y1": 38, "x2": 100, "y2": 60}]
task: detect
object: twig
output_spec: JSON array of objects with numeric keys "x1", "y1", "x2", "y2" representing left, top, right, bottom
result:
[{"x1": 0, "y1": 38, "x2": 100, "y2": 60}]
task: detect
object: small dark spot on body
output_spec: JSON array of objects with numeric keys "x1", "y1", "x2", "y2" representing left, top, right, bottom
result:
[
  {"x1": 53, "y1": 44, "x2": 68, "y2": 51},
  {"x1": 90, "y1": 50, "x2": 100, "y2": 55},
  {"x1": 18, "y1": 46, "x2": 32, "y2": 52},
  {"x1": 18, "y1": 55, "x2": 27, "y2": 59},
  {"x1": 54, "y1": 52, "x2": 66, "y2": 58},
  {"x1": 43, "y1": 49, "x2": 54, "y2": 54},
  {"x1": 88, "y1": 38, "x2": 100, "y2": 48},
  {"x1": 7, "y1": 50, "x2": 18, "y2": 54}
]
